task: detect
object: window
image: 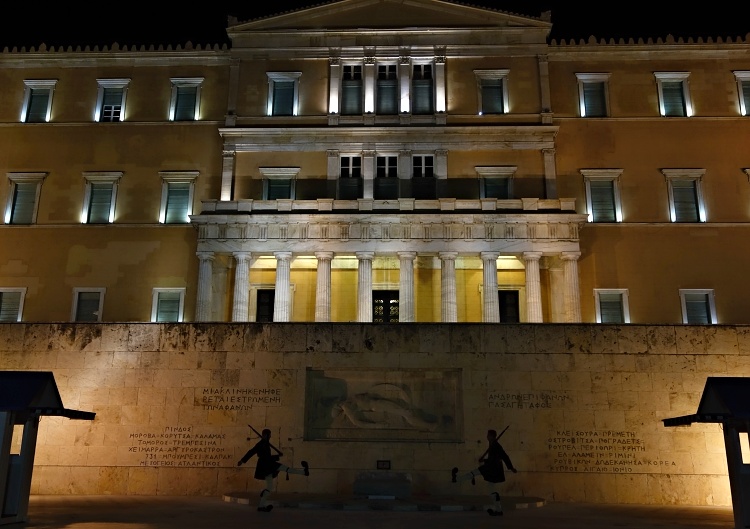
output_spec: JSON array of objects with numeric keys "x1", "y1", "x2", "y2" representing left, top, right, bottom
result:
[
  {"x1": 477, "y1": 166, "x2": 515, "y2": 200},
  {"x1": 475, "y1": 70, "x2": 509, "y2": 115},
  {"x1": 662, "y1": 169, "x2": 705, "y2": 223},
  {"x1": 151, "y1": 288, "x2": 185, "y2": 322},
  {"x1": 412, "y1": 155, "x2": 435, "y2": 199},
  {"x1": 595, "y1": 289, "x2": 630, "y2": 323},
  {"x1": 159, "y1": 171, "x2": 198, "y2": 224},
  {"x1": 654, "y1": 72, "x2": 692, "y2": 117},
  {"x1": 4, "y1": 173, "x2": 46, "y2": 225},
  {"x1": 411, "y1": 64, "x2": 434, "y2": 115},
  {"x1": 375, "y1": 155, "x2": 399, "y2": 199},
  {"x1": 339, "y1": 156, "x2": 362, "y2": 199},
  {"x1": 267, "y1": 72, "x2": 301, "y2": 116},
  {"x1": 413, "y1": 155, "x2": 434, "y2": 178},
  {"x1": 0, "y1": 288, "x2": 25, "y2": 322},
  {"x1": 259, "y1": 167, "x2": 299, "y2": 200},
  {"x1": 169, "y1": 78, "x2": 203, "y2": 121},
  {"x1": 341, "y1": 65, "x2": 363, "y2": 115},
  {"x1": 576, "y1": 73, "x2": 610, "y2": 117},
  {"x1": 95, "y1": 79, "x2": 129, "y2": 122},
  {"x1": 376, "y1": 64, "x2": 398, "y2": 115},
  {"x1": 581, "y1": 169, "x2": 623, "y2": 223},
  {"x1": 72, "y1": 288, "x2": 105, "y2": 322},
  {"x1": 21, "y1": 80, "x2": 56, "y2": 123},
  {"x1": 81, "y1": 172, "x2": 121, "y2": 224},
  {"x1": 734, "y1": 71, "x2": 750, "y2": 116},
  {"x1": 679, "y1": 289, "x2": 716, "y2": 324}
]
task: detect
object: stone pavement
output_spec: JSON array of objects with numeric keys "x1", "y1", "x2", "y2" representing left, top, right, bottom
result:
[{"x1": 18, "y1": 494, "x2": 735, "y2": 529}]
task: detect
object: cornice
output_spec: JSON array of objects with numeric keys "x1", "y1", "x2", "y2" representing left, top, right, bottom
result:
[{"x1": 0, "y1": 42, "x2": 229, "y2": 63}]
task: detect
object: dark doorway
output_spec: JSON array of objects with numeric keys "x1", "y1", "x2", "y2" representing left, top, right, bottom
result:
[
  {"x1": 373, "y1": 290, "x2": 399, "y2": 323},
  {"x1": 256, "y1": 289, "x2": 275, "y2": 322},
  {"x1": 498, "y1": 290, "x2": 520, "y2": 323}
]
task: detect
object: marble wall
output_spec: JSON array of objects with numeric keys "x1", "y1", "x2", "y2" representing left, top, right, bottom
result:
[{"x1": 1, "y1": 322, "x2": 747, "y2": 505}]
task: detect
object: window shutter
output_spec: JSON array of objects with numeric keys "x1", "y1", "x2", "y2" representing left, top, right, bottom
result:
[
  {"x1": 341, "y1": 80, "x2": 363, "y2": 115},
  {"x1": 11, "y1": 182, "x2": 37, "y2": 224},
  {"x1": 165, "y1": 182, "x2": 191, "y2": 223},
  {"x1": 583, "y1": 82, "x2": 607, "y2": 117},
  {"x1": 672, "y1": 180, "x2": 699, "y2": 222},
  {"x1": 174, "y1": 86, "x2": 197, "y2": 121},
  {"x1": 88, "y1": 183, "x2": 113, "y2": 223},
  {"x1": 156, "y1": 292, "x2": 181, "y2": 322},
  {"x1": 412, "y1": 79, "x2": 434, "y2": 114},
  {"x1": 272, "y1": 81, "x2": 295, "y2": 116},
  {"x1": 684, "y1": 293, "x2": 710, "y2": 324},
  {"x1": 481, "y1": 79, "x2": 504, "y2": 114},
  {"x1": 598, "y1": 293, "x2": 624, "y2": 323},
  {"x1": 27, "y1": 89, "x2": 49, "y2": 122},
  {"x1": 376, "y1": 79, "x2": 398, "y2": 114},
  {"x1": 484, "y1": 178, "x2": 510, "y2": 199},
  {"x1": 0, "y1": 292, "x2": 21, "y2": 322},
  {"x1": 590, "y1": 180, "x2": 616, "y2": 222},
  {"x1": 662, "y1": 82, "x2": 686, "y2": 116},
  {"x1": 76, "y1": 292, "x2": 101, "y2": 322},
  {"x1": 267, "y1": 179, "x2": 292, "y2": 200}
]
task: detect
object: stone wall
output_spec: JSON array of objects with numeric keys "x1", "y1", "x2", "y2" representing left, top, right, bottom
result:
[{"x1": 1, "y1": 322, "x2": 746, "y2": 505}]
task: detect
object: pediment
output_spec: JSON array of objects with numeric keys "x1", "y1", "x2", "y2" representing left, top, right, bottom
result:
[{"x1": 228, "y1": 0, "x2": 550, "y2": 33}]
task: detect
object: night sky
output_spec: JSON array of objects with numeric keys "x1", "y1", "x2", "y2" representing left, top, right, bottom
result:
[{"x1": 1, "y1": 2, "x2": 749, "y2": 49}]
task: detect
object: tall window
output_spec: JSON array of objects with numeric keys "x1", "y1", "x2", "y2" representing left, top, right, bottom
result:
[
  {"x1": 411, "y1": 64, "x2": 434, "y2": 115},
  {"x1": 412, "y1": 155, "x2": 435, "y2": 199},
  {"x1": 375, "y1": 155, "x2": 399, "y2": 199},
  {"x1": 339, "y1": 156, "x2": 362, "y2": 199},
  {"x1": 151, "y1": 289, "x2": 185, "y2": 322},
  {"x1": 475, "y1": 70, "x2": 509, "y2": 115},
  {"x1": 72, "y1": 288, "x2": 105, "y2": 322},
  {"x1": 341, "y1": 65, "x2": 363, "y2": 115},
  {"x1": 159, "y1": 171, "x2": 198, "y2": 224},
  {"x1": 0, "y1": 288, "x2": 25, "y2": 322},
  {"x1": 259, "y1": 167, "x2": 299, "y2": 200},
  {"x1": 655, "y1": 72, "x2": 692, "y2": 117},
  {"x1": 95, "y1": 79, "x2": 129, "y2": 122},
  {"x1": 477, "y1": 166, "x2": 515, "y2": 200},
  {"x1": 734, "y1": 71, "x2": 750, "y2": 116},
  {"x1": 581, "y1": 169, "x2": 623, "y2": 223},
  {"x1": 21, "y1": 80, "x2": 56, "y2": 123},
  {"x1": 576, "y1": 73, "x2": 610, "y2": 117},
  {"x1": 81, "y1": 172, "x2": 121, "y2": 224},
  {"x1": 267, "y1": 72, "x2": 301, "y2": 116},
  {"x1": 662, "y1": 169, "x2": 705, "y2": 223},
  {"x1": 595, "y1": 289, "x2": 630, "y2": 323},
  {"x1": 679, "y1": 289, "x2": 716, "y2": 324},
  {"x1": 376, "y1": 64, "x2": 398, "y2": 115},
  {"x1": 169, "y1": 78, "x2": 203, "y2": 121},
  {"x1": 5, "y1": 173, "x2": 46, "y2": 225}
]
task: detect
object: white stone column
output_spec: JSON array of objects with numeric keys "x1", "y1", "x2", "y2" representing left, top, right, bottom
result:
[
  {"x1": 315, "y1": 251, "x2": 333, "y2": 322},
  {"x1": 221, "y1": 150, "x2": 236, "y2": 201},
  {"x1": 328, "y1": 58, "x2": 341, "y2": 115},
  {"x1": 481, "y1": 252, "x2": 500, "y2": 323},
  {"x1": 273, "y1": 252, "x2": 293, "y2": 322},
  {"x1": 362, "y1": 150, "x2": 375, "y2": 199},
  {"x1": 196, "y1": 251, "x2": 215, "y2": 322},
  {"x1": 398, "y1": 251, "x2": 416, "y2": 322},
  {"x1": 364, "y1": 56, "x2": 375, "y2": 114},
  {"x1": 562, "y1": 251, "x2": 582, "y2": 323},
  {"x1": 439, "y1": 252, "x2": 458, "y2": 323},
  {"x1": 398, "y1": 56, "x2": 411, "y2": 114},
  {"x1": 523, "y1": 251, "x2": 543, "y2": 323},
  {"x1": 356, "y1": 252, "x2": 374, "y2": 322},
  {"x1": 231, "y1": 252, "x2": 251, "y2": 322}
]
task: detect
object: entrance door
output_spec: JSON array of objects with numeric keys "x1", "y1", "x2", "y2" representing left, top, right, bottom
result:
[
  {"x1": 256, "y1": 289, "x2": 275, "y2": 322},
  {"x1": 373, "y1": 290, "x2": 399, "y2": 323},
  {"x1": 498, "y1": 290, "x2": 520, "y2": 323}
]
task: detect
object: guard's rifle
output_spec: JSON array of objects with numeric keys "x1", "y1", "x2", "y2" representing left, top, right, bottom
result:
[
  {"x1": 247, "y1": 424, "x2": 284, "y2": 457},
  {"x1": 478, "y1": 425, "x2": 510, "y2": 462}
]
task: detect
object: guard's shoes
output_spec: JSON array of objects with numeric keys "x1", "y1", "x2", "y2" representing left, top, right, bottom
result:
[
  {"x1": 301, "y1": 461, "x2": 310, "y2": 476},
  {"x1": 451, "y1": 467, "x2": 458, "y2": 483},
  {"x1": 487, "y1": 508, "x2": 503, "y2": 516},
  {"x1": 257, "y1": 505, "x2": 273, "y2": 512}
]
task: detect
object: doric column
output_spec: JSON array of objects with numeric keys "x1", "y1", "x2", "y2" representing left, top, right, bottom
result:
[
  {"x1": 315, "y1": 252, "x2": 334, "y2": 322},
  {"x1": 231, "y1": 252, "x2": 251, "y2": 322},
  {"x1": 356, "y1": 252, "x2": 374, "y2": 322},
  {"x1": 561, "y1": 251, "x2": 582, "y2": 323},
  {"x1": 439, "y1": 252, "x2": 458, "y2": 322},
  {"x1": 196, "y1": 251, "x2": 215, "y2": 322},
  {"x1": 481, "y1": 252, "x2": 500, "y2": 323},
  {"x1": 273, "y1": 252, "x2": 293, "y2": 322},
  {"x1": 523, "y1": 252, "x2": 543, "y2": 323},
  {"x1": 398, "y1": 251, "x2": 416, "y2": 322}
]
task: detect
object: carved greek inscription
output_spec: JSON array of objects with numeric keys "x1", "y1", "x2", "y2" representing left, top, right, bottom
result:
[
  {"x1": 487, "y1": 391, "x2": 571, "y2": 409},
  {"x1": 198, "y1": 387, "x2": 282, "y2": 411},
  {"x1": 128, "y1": 427, "x2": 234, "y2": 468}
]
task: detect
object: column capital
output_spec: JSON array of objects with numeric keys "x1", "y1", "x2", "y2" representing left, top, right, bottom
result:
[
  {"x1": 233, "y1": 251, "x2": 252, "y2": 261},
  {"x1": 315, "y1": 251, "x2": 334, "y2": 261},
  {"x1": 522, "y1": 251, "x2": 542, "y2": 262},
  {"x1": 480, "y1": 251, "x2": 500, "y2": 261},
  {"x1": 197, "y1": 251, "x2": 215, "y2": 261},
  {"x1": 438, "y1": 251, "x2": 458, "y2": 260},
  {"x1": 355, "y1": 251, "x2": 375, "y2": 260},
  {"x1": 274, "y1": 251, "x2": 293, "y2": 262},
  {"x1": 561, "y1": 251, "x2": 581, "y2": 261},
  {"x1": 397, "y1": 251, "x2": 417, "y2": 260}
]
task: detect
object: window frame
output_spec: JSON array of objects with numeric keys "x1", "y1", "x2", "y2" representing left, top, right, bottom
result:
[
  {"x1": 594, "y1": 288, "x2": 630, "y2": 324},
  {"x1": 21, "y1": 79, "x2": 57, "y2": 123},
  {"x1": 581, "y1": 169, "x2": 623, "y2": 223},
  {"x1": 679, "y1": 289, "x2": 717, "y2": 324},
  {"x1": 259, "y1": 167, "x2": 299, "y2": 200},
  {"x1": 71, "y1": 287, "x2": 105, "y2": 322},
  {"x1": 0, "y1": 287, "x2": 26, "y2": 322},
  {"x1": 474, "y1": 69, "x2": 510, "y2": 115},
  {"x1": 662, "y1": 169, "x2": 706, "y2": 223},
  {"x1": 575, "y1": 72, "x2": 610, "y2": 117},
  {"x1": 476, "y1": 166, "x2": 515, "y2": 199},
  {"x1": 81, "y1": 172, "x2": 122, "y2": 224},
  {"x1": 169, "y1": 77, "x2": 203, "y2": 121},
  {"x1": 733, "y1": 71, "x2": 750, "y2": 116},
  {"x1": 4, "y1": 172, "x2": 46, "y2": 225},
  {"x1": 654, "y1": 72, "x2": 692, "y2": 117},
  {"x1": 266, "y1": 72, "x2": 302, "y2": 117},
  {"x1": 95, "y1": 78, "x2": 130, "y2": 122},
  {"x1": 151, "y1": 288, "x2": 185, "y2": 322},
  {"x1": 159, "y1": 171, "x2": 198, "y2": 224}
]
